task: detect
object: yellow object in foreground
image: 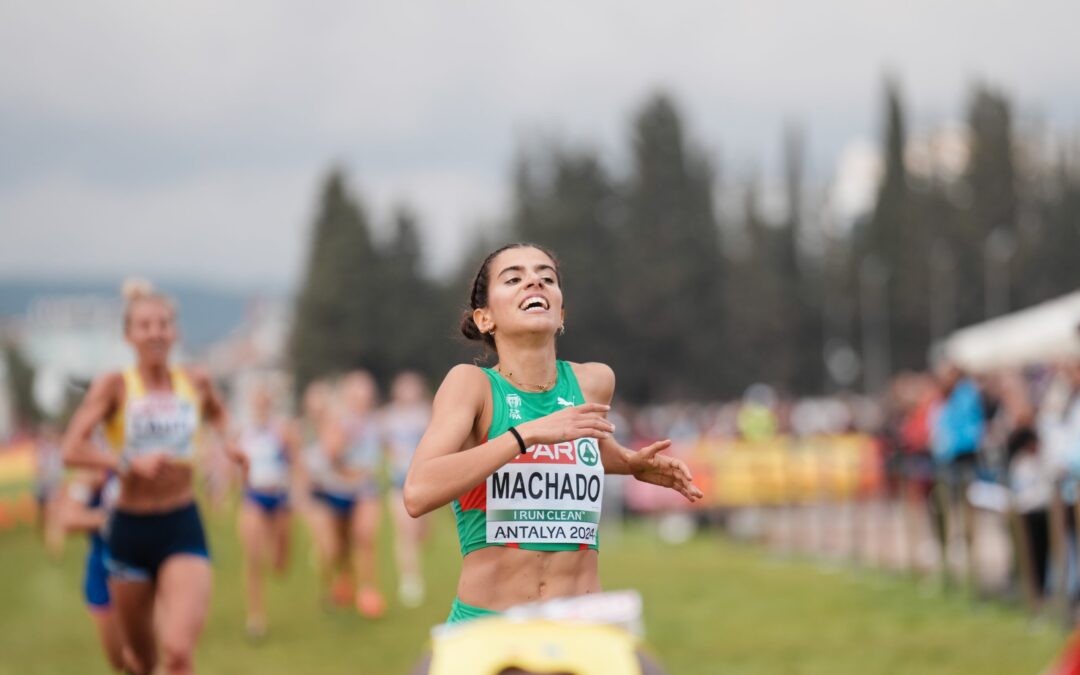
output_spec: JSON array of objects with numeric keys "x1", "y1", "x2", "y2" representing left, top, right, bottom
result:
[{"x1": 430, "y1": 618, "x2": 641, "y2": 675}]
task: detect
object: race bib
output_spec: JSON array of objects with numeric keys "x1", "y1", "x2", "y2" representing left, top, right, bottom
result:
[
  {"x1": 125, "y1": 394, "x2": 199, "y2": 460},
  {"x1": 486, "y1": 438, "x2": 604, "y2": 546}
]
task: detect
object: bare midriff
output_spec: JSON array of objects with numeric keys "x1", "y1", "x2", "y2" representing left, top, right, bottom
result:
[
  {"x1": 457, "y1": 546, "x2": 601, "y2": 611},
  {"x1": 115, "y1": 463, "x2": 195, "y2": 513}
]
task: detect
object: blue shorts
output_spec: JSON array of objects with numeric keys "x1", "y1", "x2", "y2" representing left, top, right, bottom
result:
[
  {"x1": 245, "y1": 489, "x2": 289, "y2": 515},
  {"x1": 106, "y1": 502, "x2": 210, "y2": 582},
  {"x1": 84, "y1": 534, "x2": 111, "y2": 610},
  {"x1": 312, "y1": 489, "x2": 357, "y2": 518}
]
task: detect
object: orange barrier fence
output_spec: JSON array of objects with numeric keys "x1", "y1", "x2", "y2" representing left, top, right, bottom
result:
[
  {"x1": 625, "y1": 434, "x2": 884, "y2": 511},
  {"x1": 0, "y1": 441, "x2": 37, "y2": 530}
]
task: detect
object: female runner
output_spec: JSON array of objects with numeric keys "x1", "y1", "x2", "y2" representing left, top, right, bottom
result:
[
  {"x1": 382, "y1": 370, "x2": 432, "y2": 607},
  {"x1": 404, "y1": 243, "x2": 702, "y2": 623},
  {"x1": 55, "y1": 469, "x2": 127, "y2": 671},
  {"x1": 236, "y1": 379, "x2": 296, "y2": 638},
  {"x1": 338, "y1": 370, "x2": 385, "y2": 616},
  {"x1": 62, "y1": 281, "x2": 247, "y2": 675},
  {"x1": 297, "y1": 378, "x2": 350, "y2": 607},
  {"x1": 304, "y1": 371, "x2": 385, "y2": 616}
]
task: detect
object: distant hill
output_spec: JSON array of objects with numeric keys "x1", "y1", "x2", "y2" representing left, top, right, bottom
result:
[{"x1": 0, "y1": 278, "x2": 288, "y2": 350}]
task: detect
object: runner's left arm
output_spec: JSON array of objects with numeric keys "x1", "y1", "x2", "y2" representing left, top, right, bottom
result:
[
  {"x1": 189, "y1": 367, "x2": 249, "y2": 478},
  {"x1": 575, "y1": 362, "x2": 702, "y2": 503}
]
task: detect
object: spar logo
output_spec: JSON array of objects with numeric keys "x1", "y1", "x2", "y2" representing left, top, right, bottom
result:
[
  {"x1": 517, "y1": 441, "x2": 577, "y2": 464},
  {"x1": 577, "y1": 438, "x2": 599, "y2": 467},
  {"x1": 506, "y1": 393, "x2": 522, "y2": 420},
  {"x1": 514, "y1": 438, "x2": 602, "y2": 466}
]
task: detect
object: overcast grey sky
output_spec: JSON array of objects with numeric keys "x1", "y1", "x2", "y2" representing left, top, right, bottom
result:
[{"x1": 2, "y1": 1, "x2": 1077, "y2": 291}]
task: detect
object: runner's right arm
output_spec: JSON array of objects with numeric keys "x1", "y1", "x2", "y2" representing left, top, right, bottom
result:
[
  {"x1": 62, "y1": 373, "x2": 169, "y2": 479},
  {"x1": 62, "y1": 373, "x2": 123, "y2": 474}
]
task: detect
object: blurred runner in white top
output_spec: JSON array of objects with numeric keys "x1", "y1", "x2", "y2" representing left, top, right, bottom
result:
[
  {"x1": 296, "y1": 379, "x2": 353, "y2": 610},
  {"x1": 303, "y1": 371, "x2": 386, "y2": 617},
  {"x1": 236, "y1": 379, "x2": 296, "y2": 639},
  {"x1": 34, "y1": 424, "x2": 65, "y2": 540},
  {"x1": 382, "y1": 371, "x2": 432, "y2": 607},
  {"x1": 50, "y1": 469, "x2": 127, "y2": 671},
  {"x1": 339, "y1": 370, "x2": 385, "y2": 617}
]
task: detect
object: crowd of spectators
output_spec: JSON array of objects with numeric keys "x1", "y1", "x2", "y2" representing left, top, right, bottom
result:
[
  {"x1": 882, "y1": 357, "x2": 1080, "y2": 601},
  {"x1": 603, "y1": 336, "x2": 1080, "y2": 610}
]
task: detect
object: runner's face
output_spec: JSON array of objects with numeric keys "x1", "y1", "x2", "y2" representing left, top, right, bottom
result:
[
  {"x1": 391, "y1": 372, "x2": 425, "y2": 405},
  {"x1": 250, "y1": 386, "x2": 273, "y2": 422},
  {"x1": 125, "y1": 300, "x2": 176, "y2": 366},
  {"x1": 303, "y1": 382, "x2": 329, "y2": 419},
  {"x1": 477, "y1": 247, "x2": 563, "y2": 339},
  {"x1": 343, "y1": 373, "x2": 376, "y2": 413}
]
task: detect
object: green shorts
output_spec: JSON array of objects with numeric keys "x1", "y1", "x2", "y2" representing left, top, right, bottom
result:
[{"x1": 446, "y1": 597, "x2": 501, "y2": 624}]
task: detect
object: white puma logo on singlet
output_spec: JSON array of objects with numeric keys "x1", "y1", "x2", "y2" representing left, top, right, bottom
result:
[{"x1": 557, "y1": 397, "x2": 574, "y2": 407}]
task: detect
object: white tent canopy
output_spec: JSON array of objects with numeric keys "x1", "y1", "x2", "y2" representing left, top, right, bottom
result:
[{"x1": 942, "y1": 289, "x2": 1080, "y2": 373}]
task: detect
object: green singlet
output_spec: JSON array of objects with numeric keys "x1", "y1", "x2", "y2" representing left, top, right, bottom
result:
[{"x1": 451, "y1": 360, "x2": 604, "y2": 556}]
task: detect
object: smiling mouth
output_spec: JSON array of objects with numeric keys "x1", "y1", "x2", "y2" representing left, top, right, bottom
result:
[{"x1": 519, "y1": 296, "x2": 549, "y2": 312}]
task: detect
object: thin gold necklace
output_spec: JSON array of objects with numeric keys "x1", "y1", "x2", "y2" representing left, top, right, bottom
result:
[{"x1": 496, "y1": 364, "x2": 557, "y2": 392}]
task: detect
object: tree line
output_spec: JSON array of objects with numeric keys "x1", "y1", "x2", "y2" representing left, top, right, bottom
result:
[{"x1": 288, "y1": 80, "x2": 1080, "y2": 402}]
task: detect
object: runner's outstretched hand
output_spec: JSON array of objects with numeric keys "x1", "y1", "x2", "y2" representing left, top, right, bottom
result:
[{"x1": 623, "y1": 440, "x2": 703, "y2": 503}]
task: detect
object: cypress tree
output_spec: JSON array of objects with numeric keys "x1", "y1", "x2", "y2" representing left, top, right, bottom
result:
[
  {"x1": 780, "y1": 124, "x2": 824, "y2": 392},
  {"x1": 858, "y1": 77, "x2": 930, "y2": 377},
  {"x1": 510, "y1": 145, "x2": 622, "y2": 368},
  {"x1": 2, "y1": 341, "x2": 41, "y2": 429},
  {"x1": 379, "y1": 207, "x2": 454, "y2": 379},
  {"x1": 619, "y1": 93, "x2": 726, "y2": 401},
  {"x1": 288, "y1": 169, "x2": 378, "y2": 392},
  {"x1": 961, "y1": 84, "x2": 1019, "y2": 320},
  {"x1": 725, "y1": 180, "x2": 790, "y2": 390}
]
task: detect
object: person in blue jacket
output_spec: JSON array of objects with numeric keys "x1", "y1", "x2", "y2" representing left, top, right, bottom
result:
[{"x1": 929, "y1": 361, "x2": 985, "y2": 580}]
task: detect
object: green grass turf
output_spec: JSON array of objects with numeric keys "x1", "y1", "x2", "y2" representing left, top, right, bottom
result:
[{"x1": 0, "y1": 502, "x2": 1067, "y2": 674}]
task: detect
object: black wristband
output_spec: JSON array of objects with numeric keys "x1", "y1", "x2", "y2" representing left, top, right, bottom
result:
[{"x1": 508, "y1": 426, "x2": 527, "y2": 454}]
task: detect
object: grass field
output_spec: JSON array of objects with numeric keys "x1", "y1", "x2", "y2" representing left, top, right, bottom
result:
[{"x1": 0, "y1": 502, "x2": 1068, "y2": 675}]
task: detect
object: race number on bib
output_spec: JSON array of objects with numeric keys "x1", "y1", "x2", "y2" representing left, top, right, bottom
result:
[
  {"x1": 485, "y1": 438, "x2": 604, "y2": 546},
  {"x1": 125, "y1": 395, "x2": 199, "y2": 461}
]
